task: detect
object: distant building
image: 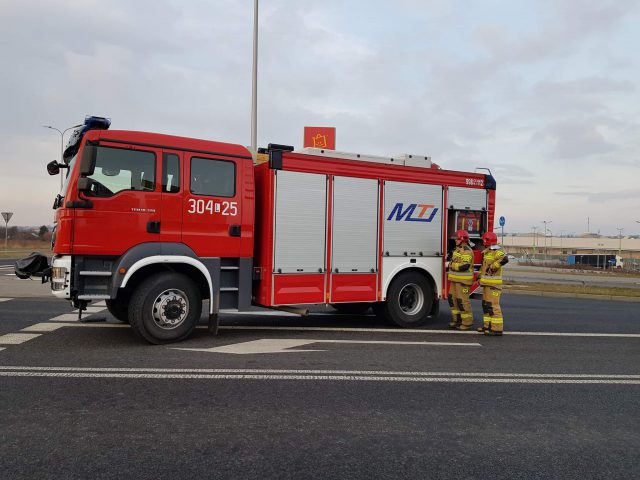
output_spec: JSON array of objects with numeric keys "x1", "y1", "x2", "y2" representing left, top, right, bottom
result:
[{"x1": 500, "y1": 235, "x2": 640, "y2": 261}]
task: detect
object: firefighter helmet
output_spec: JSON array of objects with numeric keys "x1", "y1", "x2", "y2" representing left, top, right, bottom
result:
[
  {"x1": 482, "y1": 231, "x2": 498, "y2": 246},
  {"x1": 455, "y1": 230, "x2": 470, "y2": 243}
]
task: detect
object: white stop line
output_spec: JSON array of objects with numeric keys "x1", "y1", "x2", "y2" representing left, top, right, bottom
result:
[{"x1": 0, "y1": 366, "x2": 639, "y2": 385}]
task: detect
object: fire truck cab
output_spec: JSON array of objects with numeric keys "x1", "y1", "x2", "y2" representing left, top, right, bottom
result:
[{"x1": 23, "y1": 117, "x2": 496, "y2": 344}]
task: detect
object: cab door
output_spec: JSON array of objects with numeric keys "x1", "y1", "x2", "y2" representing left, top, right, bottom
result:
[
  {"x1": 182, "y1": 153, "x2": 242, "y2": 257},
  {"x1": 72, "y1": 143, "x2": 162, "y2": 256}
]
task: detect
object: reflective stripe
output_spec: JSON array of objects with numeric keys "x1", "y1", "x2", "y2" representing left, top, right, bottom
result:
[
  {"x1": 491, "y1": 318, "x2": 503, "y2": 325},
  {"x1": 460, "y1": 313, "x2": 473, "y2": 319},
  {"x1": 449, "y1": 273, "x2": 473, "y2": 281},
  {"x1": 480, "y1": 277, "x2": 502, "y2": 285},
  {"x1": 451, "y1": 309, "x2": 460, "y2": 315}
]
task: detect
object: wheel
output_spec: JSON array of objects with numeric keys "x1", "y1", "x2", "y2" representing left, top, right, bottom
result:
[
  {"x1": 381, "y1": 271, "x2": 434, "y2": 328},
  {"x1": 105, "y1": 299, "x2": 129, "y2": 323},
  {"x1": 331, "y1": 303, "x2": 373, "y2": 315},
  {"x1": 128, "y1": 272, "x2": 202, "y2": 344}
]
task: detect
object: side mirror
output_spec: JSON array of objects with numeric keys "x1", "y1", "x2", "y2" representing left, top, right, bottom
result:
[
  {"x1": 77, "y1": 177, "x2": 94, "y2": 192},
  {"x1": 46, "y1": 161, "x2": 69, "y2": 176},
  {"x1": 79, "y1": 143, "x2": 97, "y2": 176},
  {"x1": 47, "y1": 160, "x2": 60, "y2": 176}
]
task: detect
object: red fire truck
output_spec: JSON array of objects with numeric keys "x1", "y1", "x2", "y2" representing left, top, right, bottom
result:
[{"x1": 19, "y1": 116, "x2": 496, "y2": 344}]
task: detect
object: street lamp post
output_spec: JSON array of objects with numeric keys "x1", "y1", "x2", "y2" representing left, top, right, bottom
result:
[
  {"x1": 541, "y1": 220, "x2": 551, "y2": 261},
  {"x1": 617, "y1": 227, "x2": 623, "y2": 261},
  {"x1": 42, "y1": 124, "x2": 82, "y2": 188},
  {"x1": 250, "y1": 0, "x2": 258, "y2": 154}
]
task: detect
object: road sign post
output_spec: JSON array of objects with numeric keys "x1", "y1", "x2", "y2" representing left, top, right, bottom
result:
[
  {"x1": 2, "y1": 212, "x2": 14, "y2": 250},
  {"x1": 499, "y1": 216, "x2": 506, "y2": 245}
]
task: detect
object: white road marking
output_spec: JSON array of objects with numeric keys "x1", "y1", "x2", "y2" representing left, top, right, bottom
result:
[
  {"x1": 0, "y1": 347, "x2": 5, "y2": 352},
  {"x1": 49, "y1": 306, "x2": 107, "y2": 322},
  {"x1": 219, "y1": 325, "x2": 640, "y2": 338},
  {"x1": 0, "y1": 298, "x2": 13, "y2": 302},
  {"x1": 0, "y1": 366, "x2": 638, "y2": 384},
  {"x1": 2, "y1": 366, "x2": 639, "y2": 379},
  {"x1": 0, "y1": 333, "x2": 42, "y2": 345},
  {"x1": 21, "y1": 323, "x2": 67, "y2": 332},
  {"x1": 49, "y1": 314, "x2": 80, "y2": 322},
  {"x1": 15, "y1": 321, "x2": 640, "y2": 339},
  {"x1": 176, "y1": 338, "x2": 482, "y2": 354},
  {"x1": 93, "y1": 301, "x2": 106, "y2": 307},
  {"x1": 78, "y1": 306, "x2": 107, "y2": 314}
]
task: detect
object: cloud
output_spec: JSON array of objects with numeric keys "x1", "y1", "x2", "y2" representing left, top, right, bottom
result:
[
  {"x1": 534, "y1": 122, "x2": 617, "y2": 159},
  {"x1": 554, "y1": 189, "x2": 640, "y2": 202}
]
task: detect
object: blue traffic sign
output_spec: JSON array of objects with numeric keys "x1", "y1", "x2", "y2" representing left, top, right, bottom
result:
[{"x1": 499, "y1": 216, "x2": 506, "y2": 227}]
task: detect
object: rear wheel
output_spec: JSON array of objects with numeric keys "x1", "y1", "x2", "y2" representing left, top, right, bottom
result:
[
  {"x1": 105, "y1": 299, "x2": 129, "y2": 323},
  {"x1": 128, "y1": 272, "x2": 202, "y2": 345},
  {"x1": 381, "y1": 271, "x2": 434, "y2": 328},
  {"x1": 331, "y1": 303, "x2": 373, "y2": 315}
]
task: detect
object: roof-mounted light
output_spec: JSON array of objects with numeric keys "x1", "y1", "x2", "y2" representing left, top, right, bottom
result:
[
  {"x1": 82, "y1": 115, "x2": 111, "y2": 132},
  {"x1": 62, "y1": 115, "x2": 111, "y2": 163}
]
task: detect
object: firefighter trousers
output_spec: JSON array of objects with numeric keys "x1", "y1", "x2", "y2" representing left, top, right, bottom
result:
[
  {"x1": 448, "y1": 282, "x2": 473, "y2": 328},
  {"x1": 482, "y1": 286, "x2": 503, "y2": 333}
]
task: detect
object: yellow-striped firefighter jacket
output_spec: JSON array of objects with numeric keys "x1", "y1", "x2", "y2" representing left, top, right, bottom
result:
[
  {"x1": 447, "y1": 244, "x2": 474, "y2": 285},
  {"x1": 479, "y1": 246, "x2": 508, "y2": 287}
]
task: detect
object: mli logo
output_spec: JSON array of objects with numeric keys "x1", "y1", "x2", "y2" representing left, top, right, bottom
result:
[{"x1": 387, "y1": 203, "x2": 439, "y2": 222}]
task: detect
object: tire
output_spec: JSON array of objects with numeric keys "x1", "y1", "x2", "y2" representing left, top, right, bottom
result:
[
  {"x1": 381, "y1": 271, "x2": 434, "y2": 328},
  {"x1": 128, "y1": 272, "x2": 202, "y2": 345},
  {"x1": 105, "y1": 299, "x2": 129, "y2": 323},
  {"x1": 331, "y1": 303, "x2": 373, "y2": 315}
]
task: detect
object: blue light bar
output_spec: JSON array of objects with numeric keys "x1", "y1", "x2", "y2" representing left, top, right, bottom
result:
[{"x1": 62, "y1": 115, "x2": 111, "y2": 162}]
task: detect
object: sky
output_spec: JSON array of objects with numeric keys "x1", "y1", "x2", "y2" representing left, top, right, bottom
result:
[{"x1": 1, "y1": 0, "x2": 639, "y2": 236}]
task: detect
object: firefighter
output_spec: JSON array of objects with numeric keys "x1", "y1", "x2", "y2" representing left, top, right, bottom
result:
[
  {"x1": 477, "y1": 231, "x2": 509, "y2": 336},
  {"x1": 447, "y1": 230, "x2": 474, "y2": 330}
]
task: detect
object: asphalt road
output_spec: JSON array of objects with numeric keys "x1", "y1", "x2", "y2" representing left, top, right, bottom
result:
[{"x1": 1, "y1": 293, "x2": 639, "y2": 480}]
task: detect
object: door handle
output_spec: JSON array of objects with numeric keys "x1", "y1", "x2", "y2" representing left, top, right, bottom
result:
[
  {"x1": 229, "y1": 225, "x2": 241, "y2": 237},
  {"x1": 147, "y1": 221, "x2": 161, "y2": 234}
]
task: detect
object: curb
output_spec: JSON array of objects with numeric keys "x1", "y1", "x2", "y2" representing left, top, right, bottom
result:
[{"x1": 503, "y1": 287, "x2": 640, "y2": 303}]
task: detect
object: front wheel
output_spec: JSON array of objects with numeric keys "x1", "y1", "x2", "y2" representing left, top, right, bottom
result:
[
  {"x1": 381, "y1": 271, "x2": 434, "y2": 328},
  {"x1": 128, "y1": 272, "x2": 202, "y2": 344}
]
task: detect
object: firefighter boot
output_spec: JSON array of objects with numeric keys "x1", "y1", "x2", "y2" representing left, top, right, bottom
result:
[
  {"x1": 456, "y1": 312, "x2": 474, "y2": 331},
  {"x1": 477, "y1": 300, "x2": 492, "y2": 333}
]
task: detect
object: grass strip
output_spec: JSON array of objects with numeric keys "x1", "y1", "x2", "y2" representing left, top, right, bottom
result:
[{"x1": 505, "y1": 281, "x2": 640, "y2": 298}]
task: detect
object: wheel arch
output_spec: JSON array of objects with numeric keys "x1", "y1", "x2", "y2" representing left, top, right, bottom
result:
[
  {"x1": 383, "y1": 265, "x2": 439, "y2": 316},
  {"x1": 120, "y1": 256, "x2": 215, "y2": 313}
]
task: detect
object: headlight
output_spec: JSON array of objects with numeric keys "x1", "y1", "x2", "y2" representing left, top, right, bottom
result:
[{"x1": 51, "y1": 266, "x2": 67, "y2": 280}]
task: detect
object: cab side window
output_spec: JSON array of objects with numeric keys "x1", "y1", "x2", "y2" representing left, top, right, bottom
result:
[
  {"x1": 87, "y1": 146, "x2": 156, "y2": 197},
  {"x1": 190, "y1": 157, "x2": 235, "y2": 197},
  {"x1": 162, "y1": 153, "x2": 180, "y2": 193}
]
